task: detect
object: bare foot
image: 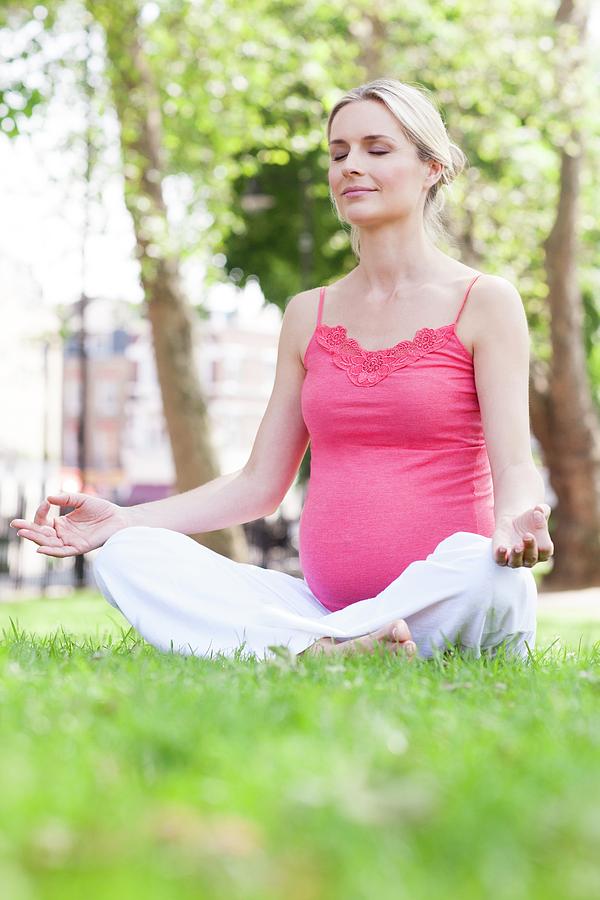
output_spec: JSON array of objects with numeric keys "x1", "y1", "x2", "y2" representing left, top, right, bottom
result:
[{"x1": 299, "y1": 619, "x2": 417, "y2": 659}]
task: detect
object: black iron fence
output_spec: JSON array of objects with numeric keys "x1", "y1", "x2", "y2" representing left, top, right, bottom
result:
[{"x1": 0, "y1": 481, "x2": 301, "y2": 600}]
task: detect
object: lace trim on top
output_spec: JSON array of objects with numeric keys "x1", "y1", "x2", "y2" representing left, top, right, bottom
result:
[{"x1": 314, "y1": 322, "x2": 459, "y2": 386}]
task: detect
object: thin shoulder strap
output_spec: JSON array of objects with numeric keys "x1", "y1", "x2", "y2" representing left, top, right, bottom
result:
[
  {"x1": 316, "y1": 285, "x2": 326, "y2": 327},
  {"x1": 453, "y1": 273, "x2": 483, "y2": 326}
]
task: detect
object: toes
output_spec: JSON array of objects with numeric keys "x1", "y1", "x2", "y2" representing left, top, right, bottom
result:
[
  {"x1": 388, "y1": 640, "x2": 417, "y2": 659},
  {"x1": 389, "y1": 619, "x2": 411, "y2": 642}
]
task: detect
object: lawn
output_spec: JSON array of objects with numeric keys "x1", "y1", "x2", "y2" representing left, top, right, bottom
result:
[{"x1": 1, "y1": 593, "x2": 599, "y2": 900}]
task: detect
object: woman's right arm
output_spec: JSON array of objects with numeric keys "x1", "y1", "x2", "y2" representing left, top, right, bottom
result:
[{"x1": 11, "y1": 290, "x2": 314, "y2": 556}]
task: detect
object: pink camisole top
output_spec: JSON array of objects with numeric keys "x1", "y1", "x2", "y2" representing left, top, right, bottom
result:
[{"x1": 299, "y1": 273, "x2": 495, "y2": 612}]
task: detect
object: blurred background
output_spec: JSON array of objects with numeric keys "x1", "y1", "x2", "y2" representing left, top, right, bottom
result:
[{"x1": 1, "y1": 0, "x2": 599, "y2": 600}]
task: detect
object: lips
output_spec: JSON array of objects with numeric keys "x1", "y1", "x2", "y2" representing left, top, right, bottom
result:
[{"x1": 342, "y1": 187, "x2": 375, "y2": 195}]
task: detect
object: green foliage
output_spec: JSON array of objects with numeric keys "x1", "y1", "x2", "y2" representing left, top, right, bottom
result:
[
  {"x1": 3, "y1": 2, "x2": 599, "y2": 325},
  {"x1": 215, "y1": 0, "x2": 598, "y2": 328},
  {"x1": 2, "y1": 1, "x2": 599, "y2": 388},
  {"x1": 0, "y1": 2, "x2": 59, "y2": 134}
]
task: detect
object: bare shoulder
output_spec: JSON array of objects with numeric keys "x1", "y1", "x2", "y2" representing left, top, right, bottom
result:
[
  {"x1": 468, "y1": 273, "x2": 529, "y2": 349},
  {"x1": 282, "y1": 286, "x2": 323, "y2": 368},
  {"x1": 471, "y1": 272, "x2": 524, "y2": 302},
  {"x1": 284, "y1": 286, "x2": 322, "y2": 318}
]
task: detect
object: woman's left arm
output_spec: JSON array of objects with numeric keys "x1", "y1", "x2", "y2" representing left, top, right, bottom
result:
[{"x1": 471, "y1": 275, "x2": 554, "y2": 569}]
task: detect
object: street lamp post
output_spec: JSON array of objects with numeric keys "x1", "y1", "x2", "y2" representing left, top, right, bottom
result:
[
  {"x1": 74, "y1": 293, "x2": 89, "y2": 587},
  {"x1": 72, "y1": 15, "x2": 94, "y2": 589}
]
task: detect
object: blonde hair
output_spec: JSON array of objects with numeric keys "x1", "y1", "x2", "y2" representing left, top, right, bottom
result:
[{"x1": 326, "y1": 78, "x2": 468, "y2": 257}]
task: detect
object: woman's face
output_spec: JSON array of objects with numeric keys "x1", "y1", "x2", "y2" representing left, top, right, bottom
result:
[{"x1": 328, "y1": 99, "x2": 439, "y2": 226}]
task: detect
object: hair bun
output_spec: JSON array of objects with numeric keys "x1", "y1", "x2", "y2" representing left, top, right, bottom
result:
[{"x1": 446, "y1": 143, "x2": 468, "y2": 182}]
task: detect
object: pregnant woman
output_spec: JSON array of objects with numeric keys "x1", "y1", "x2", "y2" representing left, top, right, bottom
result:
[{"x1": 11, "y1": 78, "x2": 553, "y2": 661}]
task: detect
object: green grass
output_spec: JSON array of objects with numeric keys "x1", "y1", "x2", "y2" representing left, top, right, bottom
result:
[{"x1": 1, "y1": 594, "x2": 599, "y2": 900}]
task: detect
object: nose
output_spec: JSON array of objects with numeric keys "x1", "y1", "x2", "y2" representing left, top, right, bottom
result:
[{"x1": 341, "y1": 157, "x2": 363, "y2": 178}]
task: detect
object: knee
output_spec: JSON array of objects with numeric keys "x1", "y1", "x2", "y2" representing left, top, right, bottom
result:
[
  {"x1": 487, "y1": 565, "x2": 537, "y2": 634},
  {"x1": 94, "y1": 526, "x2": 166, "y2": 577},
  {"x1": 96, "y1": 524, "x2": 147, "y2": 554},
  {"x1": 92, "y1": 528, "x2": 150, "y2": 607},
  {"x1": 95, "y1": 526, "x2": 197, "y2": 570}
]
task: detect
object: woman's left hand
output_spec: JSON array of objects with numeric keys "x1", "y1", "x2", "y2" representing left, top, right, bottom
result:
[{"x1": 492, "y1": 503, "x2": 554, "y2": 568}]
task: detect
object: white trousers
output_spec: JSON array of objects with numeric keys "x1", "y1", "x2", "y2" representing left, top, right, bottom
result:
[{"x1": 92, "y1": 526, "x2": 537, "y2": 662}]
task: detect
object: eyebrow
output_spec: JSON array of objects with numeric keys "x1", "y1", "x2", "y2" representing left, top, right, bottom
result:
[{"x1": 329, "y1": 134, "x2": 397, "y2": 146}]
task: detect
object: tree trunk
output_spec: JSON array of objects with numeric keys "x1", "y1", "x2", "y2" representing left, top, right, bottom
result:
[
  {"x1": 91, "y1": 0, "x2": 248, "y2": 561},
  {"x1": 529, "y1": 0, "x2": 600, "y2": 588}
]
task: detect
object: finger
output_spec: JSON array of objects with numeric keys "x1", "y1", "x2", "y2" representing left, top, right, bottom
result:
[
  {"x1": 537, "y1": 542, "x2": 554, "y2": 563},
  {"x1": 37, "y1": 545, "x2": 79, "y2": 558},
  {"x1": 11, "y1": 517, "x2": 52, "y2": 531},
  {"x1": 522, "y1": 534, "x2": 538, "y2": 568},
  {"x1": 16, "y1": 528, "x2": 62, "y2": 547},
  {"x1": 33, "y1": 499, "x2": 52, "y2": 526},
  {"x1": 47, "y1": 493, "x2": 85, "y2": 508},
  {"x1": 17, "y1": 522, "x2": 56, "y2": 537},
  {"x1": 508, "y1": 542, "x2": 524, "y2": 568},
  {"x1": 495, "y1": 546, "x2": 508, "y2": 566},
  {"x1": 17, "y1": 523, "x2": 56, "y2": 538}
]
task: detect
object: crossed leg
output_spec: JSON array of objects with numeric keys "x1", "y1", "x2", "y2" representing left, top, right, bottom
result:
[{"x1": 92, "y1": 528, "x2": 536, "y2": 661}]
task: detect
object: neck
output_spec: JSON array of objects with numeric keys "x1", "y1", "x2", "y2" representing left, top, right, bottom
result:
[{"x1": 352, "y1": 220, "x2": 443, "y2": 301}]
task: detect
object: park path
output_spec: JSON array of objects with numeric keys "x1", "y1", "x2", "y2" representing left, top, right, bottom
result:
[{"x1": 538, "y1": 586, "x2": 600, "y2": 619}]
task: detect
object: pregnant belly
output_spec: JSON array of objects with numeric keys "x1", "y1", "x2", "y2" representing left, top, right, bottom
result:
[
  {"x1": 299, "y1": 500, "x2": 431, "y2": 611},
  {"x1": 298, "y1": 466, "x2": 494, "y2": 611}
]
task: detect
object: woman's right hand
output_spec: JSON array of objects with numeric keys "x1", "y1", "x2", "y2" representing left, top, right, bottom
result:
[{"x1": 10, "y1": 493, "x2": 133, "y2": 557}]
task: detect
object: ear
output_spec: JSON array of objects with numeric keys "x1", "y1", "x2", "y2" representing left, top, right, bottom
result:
[{"x1": 426, "y1": 160, "x2": 443, "y2": 187}]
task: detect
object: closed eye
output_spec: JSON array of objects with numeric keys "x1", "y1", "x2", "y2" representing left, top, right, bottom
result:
[{"x1": 331, "y1": 151, "x2": 389, "y2": 161}]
